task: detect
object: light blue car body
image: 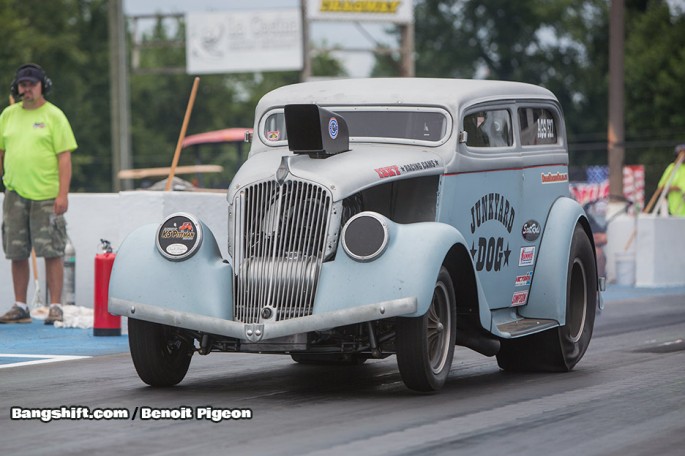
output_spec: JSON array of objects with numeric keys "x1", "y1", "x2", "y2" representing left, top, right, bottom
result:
[{"x1": 109, "y1": 78, "x2": 597, "y2": 346}]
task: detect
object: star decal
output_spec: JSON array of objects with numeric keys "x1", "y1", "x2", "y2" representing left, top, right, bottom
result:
[{"x1": 503, "y1": 242, "x2": 511, "y2": 266}]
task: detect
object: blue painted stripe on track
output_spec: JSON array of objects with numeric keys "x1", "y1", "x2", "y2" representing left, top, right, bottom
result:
[{"x1": 0, "y1": 320, "x2": 128, "y2": 357}]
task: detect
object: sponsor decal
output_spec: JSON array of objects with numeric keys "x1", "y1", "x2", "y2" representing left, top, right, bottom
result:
[
  {"x1": 375, "y1": 160, "x2": 440, "y2": 179},
  {"x1": 266, "y1": 130, "x2": 280, "y2": 141},
  {"x1": 521, "y1": 220, "x2": 541, "y2": 241},
  {"x1": 518, "y1": 246, "x2": 535, "y2": 267},
  {"x1": 541, "y1": 171, "x2": 569, "y2": 184},
  {"x1": 320, "y1": 1, "x2": 402, "y2": 14},
  {"x1": 328, "y1": 117, "x2": 339, "y2": 139},
  {"x1": 469, "y1": 193, "x2": 515, "y2": 234},
  {"x1": 160, "y1": 227, "x2": 194, "y2": 240},
  {"x1": 399, "y1": 160, "x2": 439, "y2": 173},
  {"x1": 156, "y1": 213, "x2": 202, "y2": 261},
  {"x1": 165, "y1": 243, "x2": 188, "y2": 255},
  {"x1": 512, "y1": 290, "x2": 529, "y2": 306},
  {"x1": 375, "y1": 165, "x2": 401, "y2": 178},
  {"x1": 537, "y1": 118, "x2": 555, "y2": 139},
  {"x1": 515, "y1": 271, "x2": 533, "y2": 287},
  {"x1": 33, "y1": 122, "x2": 46, "y2": 129}
]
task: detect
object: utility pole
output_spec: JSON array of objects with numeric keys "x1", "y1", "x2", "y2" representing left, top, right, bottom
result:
[
  {"x1": 399, "y1": 21, "x2": 415, "y2": 77},
  {"x1": 108, "y1": 0, "x2": 132, "y2": 191},
  {"x1": 608, "y1": 0, "x2": 625, "y2": 199},
  {"x1": 301, "y1": 0, "x2": 311, "y2": 81}
]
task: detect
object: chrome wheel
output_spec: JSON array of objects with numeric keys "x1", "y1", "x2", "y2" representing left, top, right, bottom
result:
[
  {"x1": 396, "y1": 266, "x2": 456, "y2": 392},
  {"x1": 427, "y1": 281, "x2": 452, "y2": 374}
]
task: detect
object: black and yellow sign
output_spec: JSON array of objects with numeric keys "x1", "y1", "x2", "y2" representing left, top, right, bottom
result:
[
  {"x1": 308, "y1": 0, "x2": 413, "y2": 23},
  {"x1": 321, "y1": 1, "x2": 401, "y2": 14}
]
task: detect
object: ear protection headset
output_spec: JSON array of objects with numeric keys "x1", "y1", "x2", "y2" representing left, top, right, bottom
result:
[{"x1": 10, "y1": 63, "x2": 53, "y2": 99}]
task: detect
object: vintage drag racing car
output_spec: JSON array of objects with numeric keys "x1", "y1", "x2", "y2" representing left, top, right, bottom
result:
[{"x1": 109, "y1": 78, "x2": 601, "y2": 392}]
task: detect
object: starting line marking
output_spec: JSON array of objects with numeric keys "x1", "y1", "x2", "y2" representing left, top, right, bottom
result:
[{"x1": 0, "y1": 354, "x2": 91, "y2": 369}]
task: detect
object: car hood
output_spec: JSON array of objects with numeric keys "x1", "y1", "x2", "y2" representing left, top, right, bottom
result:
[{"x1": 227, "y1": 145, "x2": 445, "y2": 202}]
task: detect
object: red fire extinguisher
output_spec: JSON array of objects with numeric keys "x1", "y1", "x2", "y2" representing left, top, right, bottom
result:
[{"x1": 94, "y1": 239, "x2": 121, "y2": 336}]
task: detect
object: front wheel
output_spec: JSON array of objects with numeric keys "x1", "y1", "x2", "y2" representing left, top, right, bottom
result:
[
  {"x1": 396, "y1": 266, "x2": 456, "y2": 392},
  {"x1": 128, "y1": 318, "x2": 194, "y2": 386},
  {"x1": 497, "y1": 224, "x2": 597, "y2": 371}
]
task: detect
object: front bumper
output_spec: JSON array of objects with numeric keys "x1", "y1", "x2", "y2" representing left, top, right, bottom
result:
[{"x1": 110, "y1": 296, "x2": 417, "y2": 342}]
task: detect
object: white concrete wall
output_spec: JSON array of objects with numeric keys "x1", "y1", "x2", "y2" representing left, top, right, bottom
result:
[
  {"x1": 605, "y1": 213, "x2": 685, "y2": 287},
  {"x1": 0, "y1": 191, "x2": 228, "y2": 313},
  {"x1": 635, "y1": 215, "x2": 685, "y2": 287},
  {"x1": 605, "y1": 214, "x2": 638, "y2": 284}
]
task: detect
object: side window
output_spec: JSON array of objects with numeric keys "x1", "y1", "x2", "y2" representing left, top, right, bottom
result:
[
  {"x1": 519, "y1": 107, "x2": 558, "y2": 145},
  {"x1": 263, "y1": 113, "x2": 287, "y2": 142},
  {"x1": 463, "y1": 109, "x2": 512, "y2": 148}
]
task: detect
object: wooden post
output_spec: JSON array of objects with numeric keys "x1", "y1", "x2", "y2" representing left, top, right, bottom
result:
[
  {"x1": 166, "y1": 77, "x2": 200, "y2": 191},
  {"x1": 608, "y1": 0, "x2": 625, "y2": 199}
]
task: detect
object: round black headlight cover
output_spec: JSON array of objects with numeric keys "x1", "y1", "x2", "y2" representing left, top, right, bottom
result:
[
  {"x1": 156, "y1": 213, "x2": 203, "y2": 261},
  {"x1": 342, "y1": 212, "x2": 389, "y2": 262}
]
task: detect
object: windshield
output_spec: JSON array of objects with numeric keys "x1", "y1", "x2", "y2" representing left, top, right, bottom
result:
[{"x1": 261, "y1": 107, "x2": 451, "y2": 146}]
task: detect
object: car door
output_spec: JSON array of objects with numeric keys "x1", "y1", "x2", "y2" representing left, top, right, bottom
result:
[
  {"x1": 517, "y1": 104, "x2": 570, "y2": 307},
  {"x1": 438, "y1": 104, "x2": 525, "y2": 311}
]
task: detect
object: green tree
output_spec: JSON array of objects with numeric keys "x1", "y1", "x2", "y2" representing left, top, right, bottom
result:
[
  {"x1": 377, "y1": 0, "x2": 610, "y2": 156},
  {"x1": 69, "y1": 0, "x2": 111, "y2": 192},
  {"x1": 310, "y1": 41, "x2": 349, "y2": 78},
  {"x1": 128, "y1": 20, "x2": 347, "y2": 188},
  {"x1": 624, "y1": 0, "x2": 685, "y2": 190},
  {"x1": 0, "y1": 0, "x2": 111, "y2": 192},
  {"x1": 391, "y1": 0, "x2": 685, "y2": 194},
  {"x1": 128, "y1": 17, "x2": 301, "y2": 188},
  {"x1": 370, "y1": 45, "x2": 402, "y2": 77},
  {"x1": 1, "y1": 2, "x2": 350, "y2": 192}
]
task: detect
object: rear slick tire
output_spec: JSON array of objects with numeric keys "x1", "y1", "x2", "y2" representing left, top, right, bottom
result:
[
  {"x1": 496, "y1": 224, "x2": 597, "y2": 372},
  {"x1": 396, "y1": 266, "x2": 456, "y2": 392},
  {"x1": 128, "y1": 318, "x2": 193, "y2": 386}
]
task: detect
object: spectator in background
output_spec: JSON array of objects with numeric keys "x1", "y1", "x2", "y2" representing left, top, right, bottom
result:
[
  {"x1": 0, "y1": 63, "x2": 77, "y2": 324},
  {"x1": 657, "y1": 144, "x2": 685, "y2": 216}
]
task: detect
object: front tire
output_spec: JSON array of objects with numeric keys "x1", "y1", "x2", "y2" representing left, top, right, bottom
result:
[
  {"x1": 396, "y1": 266, "x2": 456, "y2": 392},
  {"x1": 128, "y1": 318, "x2": 194, "y2": 386},
  {"x1": 497, "y1": 224, "x2": 597, "y2": 371}
]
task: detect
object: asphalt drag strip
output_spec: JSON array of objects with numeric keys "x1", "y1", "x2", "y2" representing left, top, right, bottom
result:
[{"x1": 0, "y1": 284, "x2": 683, "y2": 369}]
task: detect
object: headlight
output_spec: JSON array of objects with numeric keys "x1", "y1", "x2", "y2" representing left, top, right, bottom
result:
[
  {"x1": 156, "y1": 212, "x2": 203, "y2": 261},
  {"x1": 341, "y1": 212, "x2": 389, "y2": 262}
]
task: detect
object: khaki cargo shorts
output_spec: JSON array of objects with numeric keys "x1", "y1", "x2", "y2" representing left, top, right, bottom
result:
[{"x1": 2, "y1": 190, "x2": 67, "y2": 260}]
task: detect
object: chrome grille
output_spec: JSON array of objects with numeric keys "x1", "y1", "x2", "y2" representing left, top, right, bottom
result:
[{"x1": 233, "y1": 179, "x2": 332, "y2": 324}]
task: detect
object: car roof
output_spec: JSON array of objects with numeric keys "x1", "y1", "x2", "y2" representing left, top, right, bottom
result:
[{"x1": 255, "y1": 78, "x2": 558, "y2": 116}]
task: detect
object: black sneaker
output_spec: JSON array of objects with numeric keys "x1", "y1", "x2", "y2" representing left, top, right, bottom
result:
[
  {"x1": 45, "y1": 305, "x2": 64, "y2": 325},
  {"x1": 0, "y1": 305, "x2": 32, "y2": 324}
]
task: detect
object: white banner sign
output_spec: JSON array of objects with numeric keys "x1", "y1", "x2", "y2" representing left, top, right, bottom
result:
[
  {"x1": 186, "y1": 10, "x2": 303, "y2": 74},
  {"x1": 306, "y1": 0, "x2": 414, "y2": 23}
]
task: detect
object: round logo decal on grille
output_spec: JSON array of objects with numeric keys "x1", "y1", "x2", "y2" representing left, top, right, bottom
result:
[{"x1": 156, "y1": 213, "x2": 203, "y2": 261}]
